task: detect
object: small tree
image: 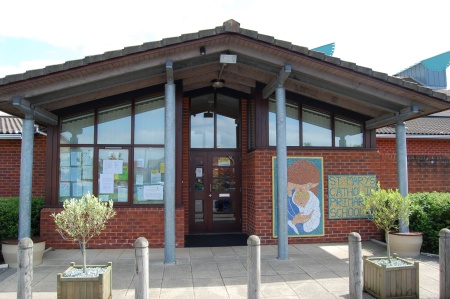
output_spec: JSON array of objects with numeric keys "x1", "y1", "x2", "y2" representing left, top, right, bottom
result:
[
  {"x1": 361, "y1": 182, "x2": 411, "y2": 262},
  {"x1": 52, "y1": 193, "x2": 116, "y2": 272}
]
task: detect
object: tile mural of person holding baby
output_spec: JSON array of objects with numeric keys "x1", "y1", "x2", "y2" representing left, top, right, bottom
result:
[{"x1": 273, "y1": 157, "x2": 324, "y2": 237}]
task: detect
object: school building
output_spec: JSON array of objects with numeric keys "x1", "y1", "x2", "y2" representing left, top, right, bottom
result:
[{"x1": 1, "y1": 20, "x2": 449, "y2": 258}]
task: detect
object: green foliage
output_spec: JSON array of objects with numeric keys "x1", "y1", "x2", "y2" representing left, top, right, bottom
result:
[
  {"x1": 0, "y1": 197, "x2": 45, "y2": 242},
  {"x1": 361, "y1": 182, "x2": 411, "y2": 261},
  {"x1": 409, "y1": 192, "x2": 450, "y2": 254},
  {"x1": 52, "y1": 193, "x2": 115, "y2": 271},
  {"x1": 52, "y1": 193, "x2": 115, "y2": 245}
]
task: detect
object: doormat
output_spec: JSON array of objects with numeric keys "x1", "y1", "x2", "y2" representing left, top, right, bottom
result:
[{"x1": 185, "y1": 234, "x2": 249, "y2": 247}]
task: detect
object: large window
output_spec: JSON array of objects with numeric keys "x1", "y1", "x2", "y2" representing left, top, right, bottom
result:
[
  {"x1": 190, "y1": 93, "x2": 240, "y2": 149},
  {"x1": 302, "y1": 107, "x2": 332, "y2": 147},
  {"x1": 335, "y1": 116, "x2": 363, "y2": 147},
  {"x1": 267, "y1": 99, "x2": 363, "y2": 148},
  {"x1": 58, "y1": 95, "x2": 165, "y2": 204}
]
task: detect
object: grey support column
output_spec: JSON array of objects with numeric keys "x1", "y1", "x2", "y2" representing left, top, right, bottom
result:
[
  {"x1": 164, "y1": 60, "x2": 176, "y2": 264},
  {"x1": 18, "y1": 114, "x2": 35, "y2": 239},
  {"x1": 395, "y1": 121, "x2": 409, "y2": 233},
  {"x1": 276, "y1": 84, "x2": 288, "y2": 260}
]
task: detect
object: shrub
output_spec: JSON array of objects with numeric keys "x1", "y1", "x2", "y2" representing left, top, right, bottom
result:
[
  {"x1": 409, "y1": 192, "x2": 450, "y2": 254},
  {"x1": 0, "y1": 197, "x2": 45, "y2": 242},
  {"x1": 52, "y1": 193, "x2": 115, "y2": 272},
  {"x1": 360, "y1": 182, "x2": 411, "y2": 262}
]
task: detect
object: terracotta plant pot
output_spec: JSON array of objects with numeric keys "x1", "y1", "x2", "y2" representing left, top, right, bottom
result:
[
  {"x1": 389, "y1": 232, "x2": 423, "y2": 257},
  {"x1": 1, "y1": 237, "x2": 46, "y2": 268}
]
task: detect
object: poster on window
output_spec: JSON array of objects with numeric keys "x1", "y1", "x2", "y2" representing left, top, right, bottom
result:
[{"x1": 272, "y1": 156, "x2": 324, "y2": 237}]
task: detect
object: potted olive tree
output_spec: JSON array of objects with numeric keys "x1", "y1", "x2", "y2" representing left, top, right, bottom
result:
[
  {"x1": 360, "y1": 182, "x2": 419, "y2": 299},
  {"x1": 51, "y1": 192, "x2": 116, "y2": 299}
]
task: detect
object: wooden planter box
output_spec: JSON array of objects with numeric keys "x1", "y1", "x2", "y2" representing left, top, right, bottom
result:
[
  {"x1": 57, "y1": 262, "x2": 112, "y2": 299},
  {"x1": 363, "y1": 255, "x2": 419, "y2": 299}
]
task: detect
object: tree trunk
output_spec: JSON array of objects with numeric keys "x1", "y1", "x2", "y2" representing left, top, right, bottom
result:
[
  {"x1": 82, "y1": 237, "x2": 87, "y2": 273},
  {"x1": 385, "y1": 231, "x2": 391, "y2": 263}
]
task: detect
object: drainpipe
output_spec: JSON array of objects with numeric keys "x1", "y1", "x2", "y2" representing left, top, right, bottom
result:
[
  {"x1": 18, "y1": 114, "x2": 35, "y2": 239},
  {"x1": 164, "y1": 60, "x2": 176, "y2": 264},
  {"x1": 396, "y1": 121, "x2": 409, "y2": 233},
  {"x1": 276, "y1": 84, "x2": 288, "y2": 260}
]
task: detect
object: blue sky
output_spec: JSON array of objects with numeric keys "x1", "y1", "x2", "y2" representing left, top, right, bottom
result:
[{"x1": 1, "y1": 0, "x2": 449, "y2": 88}]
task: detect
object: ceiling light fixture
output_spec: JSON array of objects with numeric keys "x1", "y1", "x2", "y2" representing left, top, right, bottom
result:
[{"x1": 211, "y1": 79, "x2": 225, "y2": 88}]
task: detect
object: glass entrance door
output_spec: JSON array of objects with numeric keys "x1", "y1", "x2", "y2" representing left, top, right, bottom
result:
[{"x1": 189, "y1": 151, "x2": 241, "y2": 233}]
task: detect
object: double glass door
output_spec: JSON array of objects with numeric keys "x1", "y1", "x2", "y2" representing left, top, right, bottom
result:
[{"x1": 189, "y1": 151, "x2": 241, "y2": 233}]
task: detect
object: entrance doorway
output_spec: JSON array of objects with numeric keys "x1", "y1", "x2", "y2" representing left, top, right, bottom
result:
[
  {"x1": 189, "y1": 151, "x2": 241, "y2": 233},
  {"x1": 188, "y1": 92, "x2": 242, "y2": 234}
]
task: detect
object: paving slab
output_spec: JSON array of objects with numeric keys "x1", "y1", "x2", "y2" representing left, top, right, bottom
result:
[{"x1": 0, "y1": 240, "x2": 440, "y2": 298}]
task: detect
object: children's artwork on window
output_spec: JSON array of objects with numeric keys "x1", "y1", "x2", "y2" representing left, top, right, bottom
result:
[{"x1": 273, "y1": 157, "x2": 324, "y2": 237}]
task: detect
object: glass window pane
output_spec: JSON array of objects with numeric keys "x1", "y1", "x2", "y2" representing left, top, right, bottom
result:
[
  {"x1": 59, "y1": 147, "x2": 94, "y2": 203},
  {"x1": 268, "y1": 99, "x2": 299, "y2": 146},
  {"x1": 134, "y1": 96, "x2": 165, "y2": 144},
  {"x1": 190, "y1": 95, "x2": 214, "y2": 148},
  {"x1": 133, "y1": 147, "x2": 165, "y2": 204},
  {"x1": 216, "y1": 95, "x2": 239, "y2": 148},
  {"x1": 98, "y1": 149, "x2": 129, "y2": 203},
  {"x1": 302, "y1": 107, "x2": 332, "y2": 146},
  {"x1": 335, "y1": 117, "x2": 363, "y2": 147},
  {"x1": 98, "y1": 103, "x2": 132, "y2": 144},
  {"x1": 60, "y1": 112, "x2": 94, "y2": 144}
]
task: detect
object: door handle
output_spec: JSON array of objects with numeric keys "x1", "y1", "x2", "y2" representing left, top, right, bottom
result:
[{"x1": 209, "y1": 184, "x2": 212, "y2": 197}]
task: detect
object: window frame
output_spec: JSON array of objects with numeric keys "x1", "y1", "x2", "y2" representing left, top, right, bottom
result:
[
  {"x1": 57, "y1": 94, "x2": 167, "y2": 206},
  {"x1": 265, "y1": 97, "x2": 365, "y2": 149}
]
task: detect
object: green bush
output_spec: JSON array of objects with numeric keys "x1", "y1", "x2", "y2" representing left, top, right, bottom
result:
[
  {"x1": 0, "y1": 197, "x2": 45, "y2": 242},
  {"x1": 409, "y1": 192, "x2": 450, "y2": 254}
]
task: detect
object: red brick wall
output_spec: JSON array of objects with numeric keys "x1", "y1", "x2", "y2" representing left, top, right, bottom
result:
[
  {"x1": 40, "y1": 207, "x2": 185, "y2": 249},
  {"x1": 0, "y1": 134, "x2": 47, "y2": 197},
  {"x1": 377, "y1": 138, "x2": 450, "y2": 192},
  {"x1": 377, "y1": 138, "x2": 450, "y2": 155},
  {"x1": 244, "y1": 149, "x2": 381, "y2": 245}
]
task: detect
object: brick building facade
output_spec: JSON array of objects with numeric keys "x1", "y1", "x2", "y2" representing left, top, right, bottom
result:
[{"x1": 1, "y1": 20, "x2": 450, "y2": 251}]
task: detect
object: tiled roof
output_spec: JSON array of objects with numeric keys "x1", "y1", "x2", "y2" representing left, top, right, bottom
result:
[
  {"x1": 377, "y1": 110, "x2": 450, "y2": 135},
  {"x1": 0, "y1": 19, "x2": 448, "y2": 104},
  {"x1": 0, "y1": 116, "x2": 45, "y2": 135},
  {"x1": 0, "y1": 116, "x2": 23, "y2": 134}
]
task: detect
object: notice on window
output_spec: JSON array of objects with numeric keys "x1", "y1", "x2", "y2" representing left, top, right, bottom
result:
[
  {"x1": 103, "y1": 160, "x2": 123, "y2": 174},
  {"x1": 82, "y1": 166, "x2": 93, "y2": 180},
  {"x1": 196, "y1": 167, "x2": 203, "y2": 178},
  {"x1": 70, "y1": 167, "x2": 82, "y2": 182},
  {"x1": 143, "y1": 185, "x2": 163, "y2": 200},
  {"x1": 60, "y1": 182, "x2": 70, "y2": 197},
  {"x1": 118, "y1": 187, "x2": 128, "y2": 202},
  {"x1": 82, "y1": 149, "x2": 93, "y2": 166},
  {"x1": 83, "y1": 181, "x2": 93, "y2": 195},
  {"x1": 71, "y1": 152, "x2": 81, "y2": 166},
  {"x1": 72, "y1": 182, "x2": 83, "y2": 197},
  {"x1": 99, "y1": 173, "x2": 114, "y2": 194},
  {"x1": 150, "y1": 170, "x2": 161, "y2": 184},
  {"x1": 136, "y1": 159, "x2": 144, "y2": 168},
  {"x1": 218, "y1": 157, "x2": 230, "y2": 166},
  {"x1": 60, "y1": 167, "x2": 70, "y2": 181},
  {"x1": 60, "y1": 152, "x2": 70, "y2": 167},
  {"x1": 135, "y1": 174, "x2": 144, "y2": 185}
]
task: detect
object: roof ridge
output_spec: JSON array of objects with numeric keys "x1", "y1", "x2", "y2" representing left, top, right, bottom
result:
[{"x1": 0, "y1": 20, "x2": 448, "y2": 104}]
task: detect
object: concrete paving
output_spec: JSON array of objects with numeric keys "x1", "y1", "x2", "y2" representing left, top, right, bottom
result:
[{"x1": 0, "y1": 241, "x2": 440, "y2": 298}]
